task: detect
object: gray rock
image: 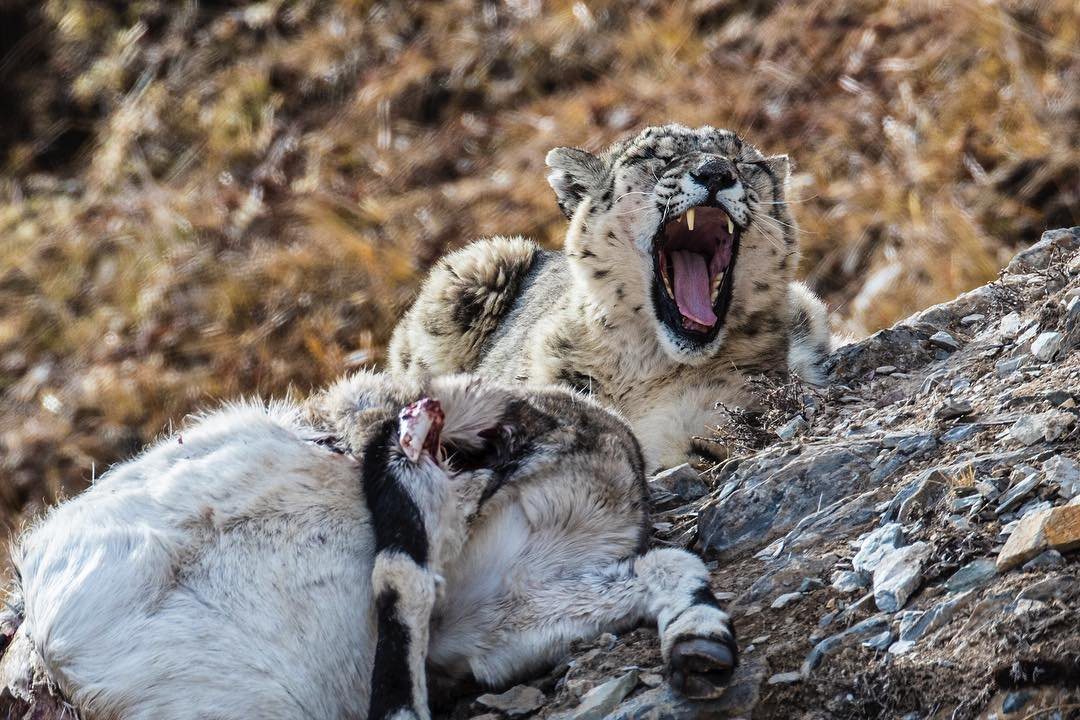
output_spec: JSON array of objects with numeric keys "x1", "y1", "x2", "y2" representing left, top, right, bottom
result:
[
  {"x1": 1017, "y1": 575, "x2": 1074, "y2": 601},
  {"x1": 861, "y1": 629, "x2": 894, "y2": 650},
  {"x1": 696, "y1": 441, "x2": 879, "y2": 558},
  {"x1": 831, "y1": 570, "x2": 868, "y2": 594},
  {"x1": 1030, "y1": 332, "x2": 1064, "y2": 361},
  {"x1": 960, "y1": 313, "x2": 985, "y2": 326},
  {"x1": 929, "y1": 331, "x2": 960, "y2": 352},
  {"x1": 560, "y1": 671, "x2": 638, "y2": 720},
  {"x1": 853, "y1": 523, "x2": 903, "y2": 575},
  {"x1": 882, "y1": 432, "x2": 917, "y2": 449},
  {"x1": 1021, "y1": 549, "x2": 1065, "y2": 570},
  {"x1": 477, "y1": 685, "x2": 546, "y2": 716},
  {"x1": 896, "y1": 432, "x2": 938, "y2": 457},
  {"x1": 936, "y1": 398, "x2": 973, "y2": 420},
  {"x1": 873, "y1": 542, "x2": 930, "y2": 613},
  {"x1": 897, "y1": 591, "x2": 973, "y2": 644},
  {"x1": 941, "y1": 424, "x2": 978, "y2": 443},
  {"x1": 1044, "y1": 455, "x2": 1080, "y2": 499},
  {"x1": 1006, "y1": 227, "x2": 1080, "y2": 274},
  {"x1": 649, "y1": 464, "x2": 709, "y2": 503},
  {"x1": 945, "y1": 559, "x2": 996, "y2": 593},
  {"x1": 607, "y1": 659, "x2": 766, "y2": 720},
  {"x1": 897, "y1": 470, "x2": 947, "y2": 522},
  {"x1": 1000, "y1": 312, "x2": 1023, "y2": 340},
  {"x1": 875, "y1": 365, "x2": 897, "y2": 375},
  {"x1": 776, "y1": 415, "x2": 809, "y2": 441},
  {"x1": 996, "y1": 472, "x2": 1041, "y2": 514},
  {"x1": 802, "y1": 615, "x2": 889, "y2": 674},
  {"x1": 768, "y1": 671, "x2": 803, "y2": 685},
  {"x1": 1006, "y1": 411, "x2": 1077, "y2": 445},
  {"x1": 888, "y1": 640, "x2": 915, "y2": 655},
  {"x1": 996, "y1": 355, "x2": 1026, "y2": 378},
  {"x1": 1008, "y1": 415, "x2": 1046, "y2": 446},
  {"x1": 771, "y1": 592, "x2": 803, "y2": 609},
  {"x1": 1016, "y1": 323, "x2": 1040, "y2": 347}
]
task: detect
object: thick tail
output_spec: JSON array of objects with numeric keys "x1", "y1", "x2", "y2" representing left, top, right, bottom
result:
[{"x1": 0, "y1": 581, "x2": 77, "y2": 720}]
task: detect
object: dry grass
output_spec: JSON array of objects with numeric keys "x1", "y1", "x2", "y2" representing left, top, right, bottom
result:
[{"x1": 0, "y1": 0, "x2": 1077, "y2": 518}]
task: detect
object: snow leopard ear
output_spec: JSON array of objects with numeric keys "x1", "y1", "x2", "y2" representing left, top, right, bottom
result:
[
  {"x1": 545, "y1": 147, "x2": 605, "y2": 219},
  {"x1": 763, "y1": 154, "x2": 790, "y2": 185}
]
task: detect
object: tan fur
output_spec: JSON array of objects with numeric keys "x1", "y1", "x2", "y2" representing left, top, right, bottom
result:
[{"x1": 390, "y1": 124, "x2": 831, "y2": 470}]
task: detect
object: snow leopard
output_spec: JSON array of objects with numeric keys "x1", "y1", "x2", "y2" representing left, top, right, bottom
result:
[
  {"x1": 0, "y1": 372, "x2": 736, "y2": 719},
  {"x1": 389, "y1": 123, "x2": 831, "y2": 471}
]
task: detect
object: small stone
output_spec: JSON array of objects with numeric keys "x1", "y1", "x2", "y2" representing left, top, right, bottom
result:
[
  {"x1": 1044, "y1": 455, "x2": 1080, "y2": 499},
  {"x1": 560, "y1": 671, "x2": 638, "y2": 720},
  {"x1": 1017, "y1": 323, "x2": 1040, "y2": 346},
  {"x1": 1002, "y1": 690, "x2": 1033, "y2": 714},
  {"x1": 768, "y1": 672, "x2": 803, "y2": 685},
  {"x1": 887, "y1": 640, "x2": 915, "y2": 655},
  {"x1": 875, "y1": 365, "x2": 897, "y2": 375},
  {"x1": 750, "y1": 635, "x2": 770, "y2": 644},
  {"x1": 771, "y1": 592, "x2": 803, "y2": 610},
  {"x1": 649, "y1": 464, "x2": 709, "y2": 502},
  {"x1": 897, "y1": 471, "x2": 947, "y2": 522},
  {"x1": 896, "y1": 433, "x2": 937, "y2": 456},
  {"x1": 996, "y1": 356, "x2": 1026, "y2": 378},
  {"x1": 882, "y1": 432, "x2": 916, "y2": 449},
  {"x1": 1017, "y1": 576, "x2": 1071, "y2": 601},
  {"x1": 1000, "y1": 312, "x2": 1023, "y2": 340},
  {"x1": 1021, "y1": 549, "x2": 1065, "y2": 571},
  {"x1": 929, "y1": 331, "x2": 960, "y2": 352},
  {"x1": 996, "y1": 504, "x2": 1080, "y2": 571},
  {"x1": 996, "y1": 473, "x2": 1041, "y2": 514},
  {"x1": 477, "y1": 685, "x2": 546, "y2": 716},
  {"x1": 798, "y1": 577, "x2": 825, "y2": 593},
  {"x1": 802, "y1": 616, "x2": 889, "y2": 674},
  {"x1": 1030, "y1": 331, "x2": 1064, "y2": 361},
  {"x1": 1007, "y1": 412, "x2": 1074, "y2": 446},
  {"x1": 831, "y1": 570, "x2": 868, "y2": 594},
  {"x1": 935, "y1": 398, "x2": 973, "y2": 420},
  {"x1": 640, "y1": 673, "x2": 664, "y2": 688},
  {"x1": 873, "y1": 542, "x2": 930, "y2": 613},
  {"x1": 1008, "y1": 416, "x2": 1046, "y2": 446},
  {"x1": 960, "y1": 314, "x2": 985, "y2": 326},
  {"x1": 861, "y1": 629, "x2": 894, "y2": 650},
  {"x1": 776, "y1": 415, "x2": 809, "y2": 441},
  {"x1": 1013, "y1": 599, "x2": 1046, "y2": 616},
  {"x1": 941, "y1": 424, "x2": 978, "y2": 443},
  {"x1": 853, "y1": 523, "x2": 903, "y2": 575},
  {"x1": 944, "y1": 559, "x2": 996, "y2": 593}
]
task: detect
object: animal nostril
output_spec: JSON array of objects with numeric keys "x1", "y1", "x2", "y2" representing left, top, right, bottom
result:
[{"x1": 690, "y1": 158, "x2": 737, "y2": 193}]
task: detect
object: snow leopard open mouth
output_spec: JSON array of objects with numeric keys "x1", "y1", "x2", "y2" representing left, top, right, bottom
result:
[{"x1": 652, "y1": 204, "x2": 740, "y2": 343}]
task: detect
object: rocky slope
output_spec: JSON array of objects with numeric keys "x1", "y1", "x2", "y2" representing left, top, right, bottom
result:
[{"x1": 445, "y1": 226, "x2": 1080, "y2": 720}]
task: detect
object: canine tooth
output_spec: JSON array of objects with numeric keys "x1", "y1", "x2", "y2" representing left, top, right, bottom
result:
[
  {"x1": 711, "y1": 271, "x2": 725, "y2": 302},
  {"x1": 727, "y1": 216, "x2": 735, "y2": 234},
  {"x1": 686, "y1": 208, "x2": 696, "y2": 231},
  {"x1": 662, "y1": 271, "x2": 673, "y2": 296}
]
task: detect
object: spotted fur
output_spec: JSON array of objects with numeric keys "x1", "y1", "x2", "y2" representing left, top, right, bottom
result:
[{"x1": 390, "y1": 124, "x2": 832, "y2": 471}]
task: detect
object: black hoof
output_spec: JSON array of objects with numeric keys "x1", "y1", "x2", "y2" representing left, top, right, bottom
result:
[{"x1": 668, "y1": 636, "x2": 738, "y2": 699}]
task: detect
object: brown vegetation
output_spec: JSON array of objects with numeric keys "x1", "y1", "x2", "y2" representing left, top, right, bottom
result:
[{"x1": 1, "y1": 0, "x2": 1077, "y2": 519}]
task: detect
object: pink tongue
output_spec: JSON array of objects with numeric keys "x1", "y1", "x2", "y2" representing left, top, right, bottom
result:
[{"x1": 671, "y1": 251, "x2": 718, "y2": 326}]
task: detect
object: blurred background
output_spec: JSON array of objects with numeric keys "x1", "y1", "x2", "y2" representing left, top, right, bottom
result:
[{"x1": 0, "y1": 0, "x2": 1077, "y2": 522}]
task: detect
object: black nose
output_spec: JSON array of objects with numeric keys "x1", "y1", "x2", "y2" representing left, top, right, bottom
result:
[{"x1": 690, "y1": 158, "x2": 737, "y2": 195}]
